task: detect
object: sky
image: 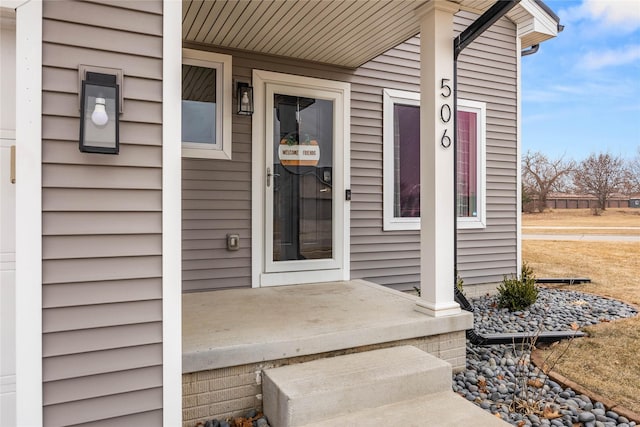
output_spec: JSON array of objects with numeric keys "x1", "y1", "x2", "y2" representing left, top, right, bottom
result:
[{"x1": 521, "y1": 0, "x2": 640, "y2": 162}]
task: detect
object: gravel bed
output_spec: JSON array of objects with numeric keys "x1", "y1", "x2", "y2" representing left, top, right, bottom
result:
[
  {"x1": 197, "y1": 409, "x2": 270, "y2": 427},
  {"x1": 473, "y1": 288, "x2": 637, "y2": 335},
  {"x1": 454, "y1": 288, "x2": 638, "y2": 427}
]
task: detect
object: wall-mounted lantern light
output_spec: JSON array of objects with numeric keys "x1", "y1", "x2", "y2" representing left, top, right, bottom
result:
[
  {"x1": 79, "y1": 71, "x2": 120, "y2": 154},
  {"x1": 237, "y1": 82, "x2": 253, "y2": 116}
]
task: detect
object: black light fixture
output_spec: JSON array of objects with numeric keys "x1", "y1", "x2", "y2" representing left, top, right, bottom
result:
[
  {"x1": 237, "y1": 82, "x2": 253, "y2": 116},
  {"x1": 79, "y1": 71, "x2": 120, "y2": 154}
]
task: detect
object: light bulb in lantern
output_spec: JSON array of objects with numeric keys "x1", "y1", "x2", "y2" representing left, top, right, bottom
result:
[
  {"x1": 240, "y1": 91, "x2": 250, "y2": 112},
  {"x1": 91, "y1": 97, "x2": 109, "y2": 127}
]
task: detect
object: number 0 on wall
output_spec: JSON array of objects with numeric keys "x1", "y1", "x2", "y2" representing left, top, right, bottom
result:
[{"x1": 440, "y1": 78, "x2": 452, "y2": 148}]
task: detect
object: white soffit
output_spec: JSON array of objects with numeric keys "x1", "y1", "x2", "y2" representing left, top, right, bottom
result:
[
  {"x1": 456, "y1": 0, "x2": 559, "y2": 48},
  {"x1": 182, "y1": 0, "x2": 558, "y2": 68},
  {"x1": 512, "y1": 0, "x2": 560, "y2": 48},
  {"x1": 183, "y1": 0, "x2": 426, "y2": 68}
]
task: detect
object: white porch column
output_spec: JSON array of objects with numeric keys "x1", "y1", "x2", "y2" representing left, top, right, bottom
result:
[{"x1": 415, "y1": 1, "x2": 461, "y2": 317}]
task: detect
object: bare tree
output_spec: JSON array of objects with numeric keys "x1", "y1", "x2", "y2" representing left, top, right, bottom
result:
[
  {"x1": 627, "y1": 147, "x2": 640, "y2": 194},
  {"x1": 522, "y1": 151, "x2": 574, "y2": 212},
  {"x1": 573, "y1": 152, "x2": 627, "y2": 212}
]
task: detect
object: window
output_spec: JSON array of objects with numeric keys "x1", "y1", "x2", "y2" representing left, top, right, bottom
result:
[
  {"x1": 456, "y1": 100, "x2": 486, "y2": 229},
  {"x1": 382, "y1": 89, "x2": 486, "y2": 230},
  {"x1": 182, "y1": 49, "x2": 232, "y2": 159},
  {"x1": 383, "y1": 89, "x2": 421, "y2": 230}
]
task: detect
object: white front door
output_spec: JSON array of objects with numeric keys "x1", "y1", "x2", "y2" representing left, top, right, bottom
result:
[{"x1": 252, "y1": 70, "x2": 350, "y2": 287}]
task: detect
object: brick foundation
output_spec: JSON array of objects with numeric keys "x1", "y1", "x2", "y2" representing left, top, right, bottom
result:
[{"x1": 182, "y1": 331, "x2": 466, "y2": 427}]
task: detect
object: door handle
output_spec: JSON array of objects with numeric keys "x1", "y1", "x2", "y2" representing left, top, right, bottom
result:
[
  {"x1": 266, "y1": 167, "x2": 280, "y2": 187},
  {"x1": 10, "y1": 145, "x2": 16, "y2": 184}
]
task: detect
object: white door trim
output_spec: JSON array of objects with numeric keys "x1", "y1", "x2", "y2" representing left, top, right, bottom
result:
[
  {"x1": 251, "y1": 70, "x2": 350, "y2": 288},
  {"x1": 1, "y1": 10, "x2": 17, "y2": 427},
  {"x1": 264, "y1": 83, "x2": 344, "y2": 274},
  {"x1": 14, "y1": 0, "x2": 43, "y2": 424}
]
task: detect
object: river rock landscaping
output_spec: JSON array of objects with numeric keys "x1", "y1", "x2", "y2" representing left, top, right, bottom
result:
[
  {"x1": 196, "y1": 409, "x2": 270, "y2": 427},
  {"x1": 454, "y1": 288, "x2": 638, "y2": 427}
]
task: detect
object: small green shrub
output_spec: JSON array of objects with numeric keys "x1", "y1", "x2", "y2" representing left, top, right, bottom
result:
[
  {"x1": 521, "y1": 261, "x2": 535, "y2": 282},
  {"x1": 497, "y1": 272, "x2": 538, "y2": 311},
  {"x1": 456, "y1": 274, "x2": 464, "y2": 294}
]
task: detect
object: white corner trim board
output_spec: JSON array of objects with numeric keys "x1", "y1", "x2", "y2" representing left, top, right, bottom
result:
[
  {"x1": 15, "y1": 0, "x2": 43, "y2": 424},
  {"x1": 162, "y1": 0, "x2": 183, "y2": 425}
]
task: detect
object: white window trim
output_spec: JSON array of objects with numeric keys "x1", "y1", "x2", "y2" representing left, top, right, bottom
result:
[
  {"x1": 456, "y1": 99, "x2": 486, "y2": 229},
  {"x1": 383, "y1": 88, "x2": 420, "y2": 231},
  {"x1": 382, "y1": 90, "x2": 486, "y2": 231},
  {"x1": 181, "y1": 48, "x2": 232, "y2": 160}
]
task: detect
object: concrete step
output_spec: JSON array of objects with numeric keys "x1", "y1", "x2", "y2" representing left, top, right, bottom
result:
[
  {"x1": 300, "y1": 391, "x2": 510, "y2": 427},
  {"x1": 262, "y1": 345, "x2": 453, "y2": 427}
]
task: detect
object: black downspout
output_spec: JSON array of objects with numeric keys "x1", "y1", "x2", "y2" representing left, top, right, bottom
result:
[
  {"x1": 521, "y1": 44, "x2": 540, "y2": 56},
  {"x1": 451, "y1": 0, "x2": 520, "y2": 288}
]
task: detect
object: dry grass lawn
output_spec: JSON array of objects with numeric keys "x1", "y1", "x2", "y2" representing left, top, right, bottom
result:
[
  {"x1": 522, "y1": 228, "x2": 636, "y2": 235},
  {"x1": 523, "y1": 208, "x2": 640, "y2": 234},
  {"x1": 522, "y1": 209, "x2": 640, "y2": 413},
  {"x1": 523, "y1": 207, "x2": 640, "y2": 227}
]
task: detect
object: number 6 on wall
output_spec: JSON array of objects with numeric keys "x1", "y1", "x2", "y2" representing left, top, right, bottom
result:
[{"x1": 441, "y1": 128, "x2": 452, "y2": 148}]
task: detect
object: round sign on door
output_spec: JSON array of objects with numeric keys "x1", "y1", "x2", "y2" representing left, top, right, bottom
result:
[{"x1": 278, "y1": 133, "x2": 320, "y2": 166}]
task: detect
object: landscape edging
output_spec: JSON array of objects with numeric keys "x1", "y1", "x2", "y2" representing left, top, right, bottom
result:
[{"x1": 530, "y1": 348, "x2": 640, "y2": 424}]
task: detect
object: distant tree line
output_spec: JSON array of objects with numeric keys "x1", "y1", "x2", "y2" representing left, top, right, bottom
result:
[{"x1": 522, "y1": 147, "x2": 640, "y2": 214}]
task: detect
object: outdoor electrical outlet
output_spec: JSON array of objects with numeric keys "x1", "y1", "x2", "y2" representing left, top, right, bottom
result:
[{"x1": 227, "y1": 234, "x2": 240, "y2": 251}]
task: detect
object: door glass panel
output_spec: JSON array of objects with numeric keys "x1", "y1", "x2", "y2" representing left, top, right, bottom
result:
[{"x1": 272, "y1": 94, "x2": 333, "y2": 262}]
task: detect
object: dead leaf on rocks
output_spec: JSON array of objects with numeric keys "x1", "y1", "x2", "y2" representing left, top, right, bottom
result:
[
  {"x1": 232, "y1": 413, "x2": 264, "y2": 427},
  {"x1": 494, "y1": 413, "x2": 502, "y2": 419},
  {"x1": 542, "y1": 405, "x2": 562, "y2": 419},
  {"x1": 517, "y1": 421, "x2": 526, "y2": 427},
  {"x1": 527, "y1": 378, "x2": 544, "y2": 388},
  {"x1": 571, "y1": 322, "x2": 579, "y2": 331}
]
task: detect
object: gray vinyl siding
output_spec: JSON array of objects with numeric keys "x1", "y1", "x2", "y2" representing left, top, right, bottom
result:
[
  {"x1": 349, "y1": 38, "x2": 421, "y2": 290},
  {"x1": 182, "y1": 11, "x2": 518, "y2": 292},
  {"x1": 41, "y1": 1, "x2": 163, "y2": 425},
  {"x1": 455, "y1": 11, "x2": 518, "y2": 286},
  {"x1": 181, "y1": 48, "x2": 349, "y2": 292},
  {"x1": 351, "y1": 11, "x2": 519, "y2": 290}
]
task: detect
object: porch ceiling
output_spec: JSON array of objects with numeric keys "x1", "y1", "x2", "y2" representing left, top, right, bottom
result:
[{"x1": 182, "y1": 0, "x2": 557, "y2": 69}]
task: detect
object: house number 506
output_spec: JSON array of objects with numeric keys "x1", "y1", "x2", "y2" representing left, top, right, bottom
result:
[{"x1": 440, "y1": 78, "x2": 452, "y2": 148}]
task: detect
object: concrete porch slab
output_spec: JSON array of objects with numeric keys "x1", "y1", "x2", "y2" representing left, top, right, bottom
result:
[{"x1": 182, "y1": 280, "x2": 472, "y2": 373}]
